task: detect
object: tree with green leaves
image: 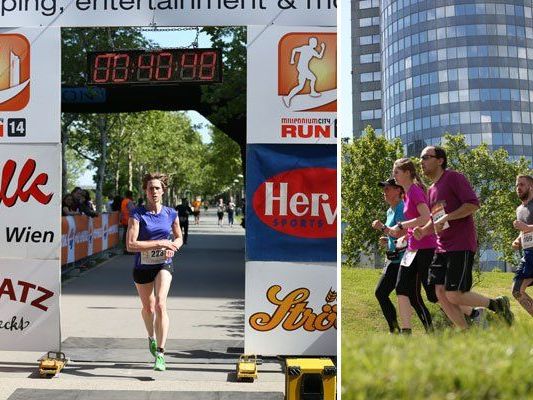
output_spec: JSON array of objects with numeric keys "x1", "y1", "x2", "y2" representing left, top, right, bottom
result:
[
  {"x1": 201, "y1": 27, "x2": 246, "y2": 165},
  {"x1": 342, "y1": 127, "x2": 404, "y2": 267},
  {"x1": 62, "y1": 28, "x2": 151, "y2": 208},
  {"x1": 194, "y1": 126, "x2": 243, "y2": 198}
]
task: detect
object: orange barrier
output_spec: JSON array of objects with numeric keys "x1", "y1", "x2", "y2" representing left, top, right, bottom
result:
[{"x1": 61, "y1": 212, "x2": 119, "y2": 266}]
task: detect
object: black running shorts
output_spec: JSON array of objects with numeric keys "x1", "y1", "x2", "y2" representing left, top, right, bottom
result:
[
  {"x1": 133, "y1": 263, "x2": 174, "y2": 284},
  {"x1": 395, "y1": 248, "x2": 435, "y2": 297},
  {"x1": 428, "y1": 251, "x2": 475, "y2": 292}
]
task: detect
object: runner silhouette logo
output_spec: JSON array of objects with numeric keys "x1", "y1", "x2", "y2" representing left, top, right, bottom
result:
[
  {"x1": 278, "y1": 32, "x2": 336, "y2": 112},
  {"x1": 0, "y1": 34, "x2": 30, "y2": 111}
]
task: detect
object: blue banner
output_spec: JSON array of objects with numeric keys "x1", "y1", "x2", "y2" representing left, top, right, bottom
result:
[{"x1": 246, "y1": 144, "x2": 336, "y2": 262}]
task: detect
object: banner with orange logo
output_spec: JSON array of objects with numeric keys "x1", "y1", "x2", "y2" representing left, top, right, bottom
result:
[
  {"x1": 245, "y1": 261, "x2": 336, "y2": 356},
  {"x1": 0, "y1": 27, "x2": 61, "y2": 352},
  {"x1": 0, "y1": 2, "x2": 335, "y2": 28},
  {"x1": 0, "y1": 28, "x2": 60, "y2": 143},
  {"x1": 247, "y1": 26, "x2": 336, "y2": 144}
]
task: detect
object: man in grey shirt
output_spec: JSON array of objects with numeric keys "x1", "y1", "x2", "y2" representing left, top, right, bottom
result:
[{"x1": 511, "y1": 175, "x2": 533, "y2": 317}]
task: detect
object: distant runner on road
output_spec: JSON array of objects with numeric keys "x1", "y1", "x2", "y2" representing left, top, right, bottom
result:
[
  {"x1": 192, "y1": 197, "x2": 202, "y2": 225},
  {"x1": 127, "y1": 172, "x2": 183, "y2": 371}
]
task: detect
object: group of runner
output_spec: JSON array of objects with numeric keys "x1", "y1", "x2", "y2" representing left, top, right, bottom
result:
[{"x1": 372, "y1": 145, "x2": 532, "y2": 334}]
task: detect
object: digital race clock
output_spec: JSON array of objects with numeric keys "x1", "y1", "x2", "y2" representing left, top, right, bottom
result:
[{"x1": 87, "y1": 48, "x2": 222, "y2": 85}]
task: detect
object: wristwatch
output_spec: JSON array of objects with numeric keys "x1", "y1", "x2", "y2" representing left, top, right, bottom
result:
[{"x1": 397, "y1": 221, "x2": 404, "y2": 230}]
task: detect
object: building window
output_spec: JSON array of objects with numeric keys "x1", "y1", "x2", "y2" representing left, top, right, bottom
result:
[
  {"x1": 359, "y1": 0, "x2": 379, "y2": 9},
  {"x1": 360, "y1": 35, "x2": 380, "y2": 45},
  {"x1": 360, "y1": 16, "x2": 380, "y2": 27},
  {"x1": 360, "y1": 53, "x2": 381, "y2": 64},
  {"x1": 361, "y1": 109, "x2": 382, "y2": 120},
  {"x1": 360, "y1": 72, "x2": 381, "y2": 82}
]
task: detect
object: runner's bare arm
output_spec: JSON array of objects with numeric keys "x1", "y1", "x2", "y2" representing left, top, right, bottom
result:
[
  {"x1": 413, "y1": 219, "x2": 433, "y2": 240},
  {"x1": 513, "y1": 220, "x2": 533, "y2": 233},
  {"x1": 126, "y1": 218, "x2": 178, "y2": 252},
  {"x1": 396, "y1": 203, "x2": 432, "y2": 230},
  {"x1": 171, "y1": 215, "x2": 183, "y2": 249},
  {"x1": 512, "y1": 235, "x2": 522, "y2": 250}
]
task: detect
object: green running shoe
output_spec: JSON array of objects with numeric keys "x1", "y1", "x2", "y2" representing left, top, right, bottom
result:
[
  {"x1": 149, "y1": 337, "x2": 157, "y2": 357},
  {"x1": 154, "y1": 353, "x2": 166, "y2": 371}
]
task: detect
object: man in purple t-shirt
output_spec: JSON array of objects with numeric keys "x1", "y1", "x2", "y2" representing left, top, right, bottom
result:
[{"x1": 414, "y1": 146, "x2": 514, "y2": 328}]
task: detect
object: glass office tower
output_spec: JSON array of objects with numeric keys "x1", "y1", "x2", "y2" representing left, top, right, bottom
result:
[
  {"x1": 381, "y1": 0, "x2": 533, "y2": 160},
  {"x1": 353, "y1": 0, "x2": 383, "y2": 137}
]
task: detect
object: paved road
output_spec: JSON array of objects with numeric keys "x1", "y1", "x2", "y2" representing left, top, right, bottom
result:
[{"x1": 0, "y1": 209, "x2": 285, "y2": 400}]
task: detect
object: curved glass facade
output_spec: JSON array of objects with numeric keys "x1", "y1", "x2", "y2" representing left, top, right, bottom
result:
[{"x1": 381, "y1": 0, "x2": 533, "y2": 159}]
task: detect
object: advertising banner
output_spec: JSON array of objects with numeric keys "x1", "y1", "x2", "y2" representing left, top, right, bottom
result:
[
  {"x1": 0, "y1": 1, "x2": 335, "y2": 28},
  {"x1": 247, "y1": 25, "x2": 336, "y2": 144},
  {"x1": 61, "y1": 213, "x2": 120, "y2": 265},
  {"x1": 245, "y1": 261, "x2": 336, "y2": 356},
  {"x1": 246, "y1": 144, "x2": 336, "y2": 262},
  {"x1": 0, "y1": 258, "x2": 60, "y2": 351},
  {"x1": 0, "y1": 28, "x2": 60, "y2": 143},
  {"x1": 0, "y1": 144, "x2": 61, "y2": 260}
]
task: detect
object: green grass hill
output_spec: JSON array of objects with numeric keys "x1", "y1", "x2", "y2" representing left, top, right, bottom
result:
[{"x1": 342, "y1": 267, "x2": 533, "y2": 400}]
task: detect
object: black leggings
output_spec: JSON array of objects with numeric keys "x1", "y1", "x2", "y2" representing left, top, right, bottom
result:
[
  {"x1": 396, "y1": 248, "x2": 437, "y2": 331},
  {"x1": 375, "y1": 261, "x2": 400, "y2": 332}
]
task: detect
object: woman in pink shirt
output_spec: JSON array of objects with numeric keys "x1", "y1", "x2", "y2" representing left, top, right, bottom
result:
[{"x1": 389, "y1": 158, "x2": 438, "y2": 333}]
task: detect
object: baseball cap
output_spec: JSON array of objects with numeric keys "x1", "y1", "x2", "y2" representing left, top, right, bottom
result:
[{"x1": 378, "y1": 178, "x2": 402, "y2": 189}]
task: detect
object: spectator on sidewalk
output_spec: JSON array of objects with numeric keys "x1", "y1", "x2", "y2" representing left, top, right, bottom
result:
[
  {"x1": 111, "y1": 195, "x2": 122, "y2": 212},
  {"x1": 79, "y1": 190, "x2": 98, "y2": 218},
  {"x1": 62, "y1": 194, "x2": 79, "y2": 216}
]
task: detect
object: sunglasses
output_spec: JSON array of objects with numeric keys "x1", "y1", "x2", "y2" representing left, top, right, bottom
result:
[{"x1": 420, "y1": 155, "x2": 437, "y2": 161}]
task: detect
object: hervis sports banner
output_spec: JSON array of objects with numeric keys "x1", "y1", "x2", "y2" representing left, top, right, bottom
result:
[
  {"x1": 245, "y1": 261, "x2": 336, "y2": 356},
  {"x1": 0, "y1": 144, "x2": 61, "y2": 260},
  {"x1": 0, "y1": 1, "x2": 335, "y2": 27},
  {"x1": 0, "y1": 258, "x2": 60, "y2": 351},
  {"x1": 0, "y1": 28, "x2": 60, "y2": 143},
  {"x1": 247, "y1": 25, "x2": 336, "y2": 144},
  {"x1": 246, "y1": 143, "x2": 336, "y2": 262}
]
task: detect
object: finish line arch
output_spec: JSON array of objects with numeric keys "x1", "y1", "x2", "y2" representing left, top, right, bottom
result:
[{"x1": 0, "y1": 2, "x2": 337, "y2": 356}]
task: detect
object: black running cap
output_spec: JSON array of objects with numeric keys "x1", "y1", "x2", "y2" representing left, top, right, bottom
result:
[{"x1": 378, "y1": 178, "x2": 402, "y2": 189}]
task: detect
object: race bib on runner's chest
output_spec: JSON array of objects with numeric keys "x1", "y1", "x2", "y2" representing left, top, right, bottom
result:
[
  {"x1": 522, "y1": 231, "x2": 533, "y2": 249},
  {"x1": 140, "y1": 249, "x2": 168, "y2": 265}
]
